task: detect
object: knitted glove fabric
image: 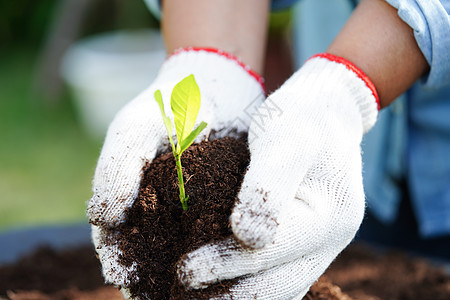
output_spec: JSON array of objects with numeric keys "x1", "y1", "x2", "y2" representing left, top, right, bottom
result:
[
  {"x1": 177, "y1": 54, "x2": 379, "y2": 299},
  {"x1": 87, "y1": 48, "x2": 265, "y2": 286}
]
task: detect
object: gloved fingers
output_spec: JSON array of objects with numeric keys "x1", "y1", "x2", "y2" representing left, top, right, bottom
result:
[
  {"x1": 294, "y1": 163, "x2": 366, "y2": 244},
  {"x1": 91, "y1": 225, "x2": 137, "y2": 287},
  {"x1": 230, "y1": 95, "x2": 330, "y2": 249},
  {"x1": 210, "y1": 256, "x2": 326, "y2": 300},
  {"x1": 178, "y1": 196, "x2": 329, "y2": 289},
  {"x1": 87, "y1": 87, "x2": 168, "y2": 227},
  {"x1": 181, "y1": 149, "x2": 366, "y2": 289},
  {"x1": 231, "y1": 107, "x2": 366, "y2": 250},
  {"x1": 230, "y1": 143, "x2": 308, "y2": 249}
]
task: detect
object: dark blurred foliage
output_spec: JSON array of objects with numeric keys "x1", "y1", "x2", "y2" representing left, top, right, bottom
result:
[
  {"x1": 0, "y1": 0, "x2": 55, "y2": 49},
  {"x1": 0, "y1": 0, "x2": 159, "y2": 52}
]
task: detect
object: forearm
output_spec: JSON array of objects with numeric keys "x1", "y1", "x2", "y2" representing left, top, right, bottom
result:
[
  {"x1": 161, "y1": 0, "x2": 270, "y2": 75},
  {"x1": 327, "y1": 0, "x2": 429, "y2": 108}
]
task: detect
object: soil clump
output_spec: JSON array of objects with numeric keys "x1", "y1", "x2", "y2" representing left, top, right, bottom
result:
[{"x1": 114, "y1": 136, "x2": 250, "y2": 299}]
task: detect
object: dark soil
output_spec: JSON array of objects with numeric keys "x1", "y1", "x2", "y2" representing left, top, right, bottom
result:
[
  {"x1": 325, "y1": 244, "x2": 450, "y2": 300},
  {"x1": 303, "y1": 276, "x2": 352, "y2": 300},
  {"x1": 0, "y1": 245, "x2": 123, "y2": 300},
  {"x1": 0, "y1": 246, "x2": 103, "y2": 294},
  {"x1": 5, "y1": 286, "x2": 122, "y2": 300},
  {"x1": 112, "y1": 136, "x2": 250, "y2": 299}
]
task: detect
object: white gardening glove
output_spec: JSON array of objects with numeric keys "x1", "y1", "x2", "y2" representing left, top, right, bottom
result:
[
  {"x1": 87, "y1": 48, "x2": 265, "y2": 287},
  {"x1": 177, "y1": 53, "x2": 379, "y2": 299}
]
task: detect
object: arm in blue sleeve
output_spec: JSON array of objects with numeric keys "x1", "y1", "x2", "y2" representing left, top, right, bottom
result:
[{"x1": 385, "y1": 0, "x2": 450, "y2": 88}]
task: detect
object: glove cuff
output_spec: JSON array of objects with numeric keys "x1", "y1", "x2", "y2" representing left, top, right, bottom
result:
[
  {"x1": 308, "y1": 53, "x2": 379, "y2": 133},
  {"x1": 168, "y1": 47, "x2": 265, "y2": 92},
  {"x1": 158, "y1": 47, "x2": 265, "y2": 93},
  {"x1": 155, "y1": 47, "x2": 266, "y2": 133}
]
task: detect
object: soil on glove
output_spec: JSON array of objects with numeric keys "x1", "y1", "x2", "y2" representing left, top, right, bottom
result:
[{"x1": 112, "y1": 136, "x2": 354, "y2": 299}]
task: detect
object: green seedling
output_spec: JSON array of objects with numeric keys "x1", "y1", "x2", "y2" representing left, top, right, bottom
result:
[{"x1": 154, "y1": 75, "x2": 207, "y2": 210}]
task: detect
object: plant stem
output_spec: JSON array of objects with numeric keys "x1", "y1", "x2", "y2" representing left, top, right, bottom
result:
[{"x1": 175, "y1": 153, "x2": 188, "y2": 210}]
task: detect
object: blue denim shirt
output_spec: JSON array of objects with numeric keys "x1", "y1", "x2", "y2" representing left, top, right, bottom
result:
[
  {"x1": 386, "y1": 0, "x2": 450, "y2": 87},
  {"x1": 144, "y1": 0, "x2": 450, "y2": 237}
]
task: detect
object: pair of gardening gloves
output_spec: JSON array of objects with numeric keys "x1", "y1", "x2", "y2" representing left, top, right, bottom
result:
[{"x1": 88, "y1": 48, "x2": 378, "y2": 299}]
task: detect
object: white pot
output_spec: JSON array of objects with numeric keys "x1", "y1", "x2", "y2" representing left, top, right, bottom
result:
[{"x1": 61, "y1": 29, "x2": 166, "y2": 139}]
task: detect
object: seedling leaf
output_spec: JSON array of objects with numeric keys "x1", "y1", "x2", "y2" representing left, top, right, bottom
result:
[
  {"x1": 154, "y1": 75, "x2": 207, "y2": 210},
  {"x1": 154, "y1": 90, "x2": 175, "y2": 152},
  {"x1": 180, "y1": 121, "x2": 208, "y2": 153},
  {"x1": 171, "y1": 74, "x2": 201, "y2": 145}
]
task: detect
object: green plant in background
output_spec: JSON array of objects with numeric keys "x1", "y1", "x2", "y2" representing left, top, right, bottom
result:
[{"x1": 154, "y1": 75, "x2": 207, "y2": 210}]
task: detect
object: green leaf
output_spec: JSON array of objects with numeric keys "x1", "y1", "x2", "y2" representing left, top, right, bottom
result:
[
  {"x1": 180, "y1": 121, "x2": 208, "y2": 153},
  {"x1": 171, "y1": 74, "x2": 201, "y2": 146},
  {"x1": 154, "y1": 90, "x2": 175, "y2": 153}
]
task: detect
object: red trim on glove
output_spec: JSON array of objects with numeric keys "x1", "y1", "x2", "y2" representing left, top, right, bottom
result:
[
  {"x1": 170, "y1": 47, "x2": 266, "y2": 93},
  {"x1": 311, "y1": 53, "x2": 380, "y2": 110}
]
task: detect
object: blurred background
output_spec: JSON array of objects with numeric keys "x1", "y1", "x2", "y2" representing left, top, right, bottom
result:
[
  {"x1": 0, "y1": 0, "x2": 293, "y2": 254},
  {"x1": 0, "y1": 0, "x2": 164, "y2": 234}
]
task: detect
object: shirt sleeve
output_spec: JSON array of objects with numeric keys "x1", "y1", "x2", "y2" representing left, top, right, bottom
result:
[
  {"x1": 385, "y1": 0, "x2": 450, "y2": 88},
  {"x1": 143, "y1": 0, "x2": 161, "y2": 19}
]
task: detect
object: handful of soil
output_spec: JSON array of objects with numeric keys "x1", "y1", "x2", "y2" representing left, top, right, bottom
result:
[
  {"x1": 114, "y1": 136, "x2": 250, "y2": 299},
  {"x1": 111, "y1": 136, "x2": 355, "y2": 299},
  {"x1": 0, "y1": 136, "x2": 351, "y2": 300}
]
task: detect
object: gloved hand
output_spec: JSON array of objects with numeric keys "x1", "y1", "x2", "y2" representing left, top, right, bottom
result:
[
  {"x1": 87, "y1": 48, "x2": 265, "y2": 287},
  {"x1": 177, "y1": 53, "x2": 379, "y2": 299}
]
